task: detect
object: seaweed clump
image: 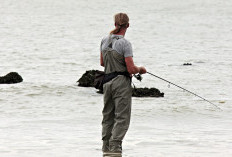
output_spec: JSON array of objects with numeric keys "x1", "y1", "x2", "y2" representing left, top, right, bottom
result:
[
  {"x1": 77, "y1": 70, "x2": 97, "y2": 87},
  {"x1": 77, "y1": 70, "x2": 164, "y2": 98},
  {"x1": 0, "y1": 72, "x2": 23, "y2": 84},
  {"x1": 132, "y1": 87, "x2": 164, "y2": 97},
  {"x1": 183, "y1": 63, "x2": 192, "y2": 66}
]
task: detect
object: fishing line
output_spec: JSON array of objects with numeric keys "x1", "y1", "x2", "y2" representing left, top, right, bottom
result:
[{"x1": 147, "y1": 72, "x2": 222, "y2": 110}]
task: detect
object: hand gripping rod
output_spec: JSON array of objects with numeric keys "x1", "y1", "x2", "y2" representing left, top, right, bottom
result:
[{"x1": 147, "y1": 72, "x2": 222, "y2": 110}]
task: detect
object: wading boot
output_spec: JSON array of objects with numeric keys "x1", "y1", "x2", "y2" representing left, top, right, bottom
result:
[
  {"x1": 102, "y1": 140, "x2": 110, "y2": 152},
  {"x1": 103, "y1": 152, "x2": 122, "y2": 157},
  {"x1": 103, "y1": 153, "x2": 122, "y2": 157},
  {"x1": 104, "y1": 141, "x2": 122, "y2": 154}
]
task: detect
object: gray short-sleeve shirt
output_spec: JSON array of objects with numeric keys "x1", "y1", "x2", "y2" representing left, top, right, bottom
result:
[{"x1": 100, "y1": 35, "x2": 133, "y2": 57}]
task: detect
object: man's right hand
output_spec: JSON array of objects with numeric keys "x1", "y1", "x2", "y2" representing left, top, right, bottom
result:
[{"x1": 139, "y1": 66, "x2": 147, "y2": 74}]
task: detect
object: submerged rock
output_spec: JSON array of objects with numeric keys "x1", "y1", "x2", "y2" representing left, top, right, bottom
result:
[
  {"x1": 77, "y1": 70, "x2": 164, "y2": 97},
  {"x1": 0, "y1": 72, "x2": 23, "y2": 84},
  {"x1": 132, "y1": 87, "x2": 164, "y2": 97},
  {"x1": 77, "y1": 70, "x2": 97, "y2": 87},
  {"x1": 183, "y1": 63, "x2": 192, "y2": 66}
]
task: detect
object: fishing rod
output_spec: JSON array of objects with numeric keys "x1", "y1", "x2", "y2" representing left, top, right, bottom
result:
[{"x1": 145, "y1": 72, "x2": 222, "y2": 110}]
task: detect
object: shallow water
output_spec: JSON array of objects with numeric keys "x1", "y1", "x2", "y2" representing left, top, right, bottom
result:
[{"x1": 0, "y1": 0, "x2": 232, "y2": 156}]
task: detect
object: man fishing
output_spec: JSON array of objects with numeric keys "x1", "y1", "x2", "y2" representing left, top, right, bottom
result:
[{"x1": 100, "y1": 13, "x2": 147, "y2": 155}]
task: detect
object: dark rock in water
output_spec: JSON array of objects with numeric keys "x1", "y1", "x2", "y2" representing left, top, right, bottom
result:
[
  {"x1": 77, "y1": 70, "x2": 164, "y2": 97},
  {"x1": 0, "y1": 72, "x2": 23, "y2": 84},
  {"x1": 132, "y1": 87, "x2": 164, "y2": 97},
  {"x1": 77, "y1": 70, "x2": 97, "y2": 87},
  {"x1": 183, "y1": 63, "x2": 192, "y2": 66},
  {"x1": 95, "y1": 87, "x2": 164, "y2": 97}
]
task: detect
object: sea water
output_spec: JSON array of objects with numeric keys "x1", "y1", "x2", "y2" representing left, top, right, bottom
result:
[{"x1": 0, "y1": 0, "x2": 232, "y2": 156}]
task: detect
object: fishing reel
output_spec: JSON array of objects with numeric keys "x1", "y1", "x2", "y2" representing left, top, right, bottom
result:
[{"x1": 133, "y1": 74, "x2": 143, "y2": 81}]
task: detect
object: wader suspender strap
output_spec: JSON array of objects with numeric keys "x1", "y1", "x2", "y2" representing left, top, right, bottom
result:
[
  {"x1": 108, "y1": 36, "x2": 120, "y2": 48},
  {"x1": 103, "y1": 36, "x2": 131, "y2": 84},
  {"x1": 108, "y1": 42, "x2": 112, "y2": 48}
]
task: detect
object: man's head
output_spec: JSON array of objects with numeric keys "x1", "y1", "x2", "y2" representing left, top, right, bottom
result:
[{"x1": 110, "y1": 13, "x2": 129, "y2": 34}]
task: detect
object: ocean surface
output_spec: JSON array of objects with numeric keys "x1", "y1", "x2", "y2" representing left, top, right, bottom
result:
[{"x1": 0, "y1": 0, "x2": 232, "y2": 156}]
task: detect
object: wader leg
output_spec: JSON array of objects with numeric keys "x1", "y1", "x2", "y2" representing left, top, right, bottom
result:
[
  {"x1": 102, "y1": 83, "x2": 114, "y2": 151},
  {"x1": 109, "y1": 82, "x2": 132, "y2": 152}
]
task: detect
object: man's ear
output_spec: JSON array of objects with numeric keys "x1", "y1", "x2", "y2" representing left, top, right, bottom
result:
[{"x1": 127, "y1": 23, "x2": 130, "y2": 28}]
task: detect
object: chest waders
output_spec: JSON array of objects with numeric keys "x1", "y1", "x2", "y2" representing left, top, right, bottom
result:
[{"x1": 101, "y1": 36, "x2": 132, "y2": 153}]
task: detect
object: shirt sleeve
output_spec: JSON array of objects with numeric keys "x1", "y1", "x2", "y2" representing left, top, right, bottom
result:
[{"x1": 123, "y1": 41, "x2": 133, "y2": 57}]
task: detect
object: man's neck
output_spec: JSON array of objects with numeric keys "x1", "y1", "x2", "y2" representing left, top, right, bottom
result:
[{"x1": 114, "y1": 29, "x2": 127, "y2": 36}]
